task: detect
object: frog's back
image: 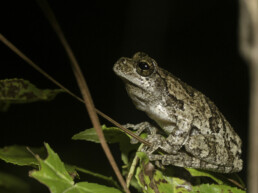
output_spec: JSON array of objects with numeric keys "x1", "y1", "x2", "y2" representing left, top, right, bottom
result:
[{"x1": 158, "y1": 67, "x2": 242, "y2": 147}]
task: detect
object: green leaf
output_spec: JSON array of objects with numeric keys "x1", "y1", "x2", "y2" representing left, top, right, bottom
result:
[
  {"x1": 64, "y1": 182, "x2": 121, "y2": 193},
  {"x1": 124, "y1": 145, "x2": 143, "y2": 192},
  {"x1": 0, "y1": 79, "x2": 63, "y2": 111},
  {"x1": 0, "y1": 145, "x2": 79, "y2": 178},
  {"x1": 185, "y1": 168, "x2": 223, "y2": 185},
  {"x1": 192, "y1": 184, "x2": 246, "y2": 193},
  {"x1": 73, "y1": 166, "x2": 120, "y2": 189},
  {"x1": 0, "y1": 145, "x2": 46, "y2": 167},
  {"x1": 72, "y1": 125, "x2": 138, "y2": 164},
  {"x1": 0, "y1": 171, "x2": 30, "y2": 193},
  {"x1": 72, "y1": 125, "x2": 126, "y2": 143},
  {"x1": 30, "y1": 143, "x2": 122, "y2": 193}
]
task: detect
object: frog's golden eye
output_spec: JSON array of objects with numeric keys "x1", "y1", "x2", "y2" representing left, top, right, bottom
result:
[{"x1": 136, "y1": 61, "x2": 155, "y2": 77}]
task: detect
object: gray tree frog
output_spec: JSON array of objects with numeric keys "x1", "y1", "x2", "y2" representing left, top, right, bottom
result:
[{"x1": 113, "y1": 52, "x2": 242, "y2": 173}]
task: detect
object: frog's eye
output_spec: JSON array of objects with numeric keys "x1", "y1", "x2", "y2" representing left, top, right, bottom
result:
[{"x1": 136, "y1": 61, "x2": 155, "y2": 77}]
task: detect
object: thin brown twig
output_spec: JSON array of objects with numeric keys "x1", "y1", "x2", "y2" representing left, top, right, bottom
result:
[
  {"x1": 227, "y1": 178, "x2": 245, "y2": 190},
  {"x1": 36, "y1": 1, "x2": 130, "y2": 192}
]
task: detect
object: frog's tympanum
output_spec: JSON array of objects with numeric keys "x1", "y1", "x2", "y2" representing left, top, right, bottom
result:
[{"x1": 113, "y1": 52, "x2": 242, "y2": 173}]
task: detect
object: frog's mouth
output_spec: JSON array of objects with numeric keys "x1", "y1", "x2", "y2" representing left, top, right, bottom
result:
[
  {"x1": 125, "y1": 81, "x2": 145, "y2": 94},
  {"x1": 125, "y1": 82, "x2": 148, "y2": 108}
]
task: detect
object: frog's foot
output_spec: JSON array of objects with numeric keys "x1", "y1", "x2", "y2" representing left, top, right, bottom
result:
[
  {"x1": 144, "y1": 134, "x2": 177, "y2": 154},
  {"x1": 123, "y1": 122, "x2": 157, "y2": 144}
]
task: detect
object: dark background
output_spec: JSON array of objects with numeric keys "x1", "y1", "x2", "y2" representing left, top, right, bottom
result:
[{"x1": 0, "y1": 1, "x2": 248, "y2": 192}]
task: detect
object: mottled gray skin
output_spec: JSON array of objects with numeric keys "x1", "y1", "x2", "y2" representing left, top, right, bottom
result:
[{"x1": 113, "y1": 52, "x2": 243, "y2": 173}]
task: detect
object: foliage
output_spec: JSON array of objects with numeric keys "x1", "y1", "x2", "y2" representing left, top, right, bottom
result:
[
  {"x1": 0, "y1": 145, "x2": 46, "y2": 167},
  {"x1": 0, "y1": 79, "x2": 246, "y2": 193},
  {"x1": 0, "y1": 79, "x2": 63, "y2": 111},
  {"x1": 29, "y1": 143, "x2": 122, "y2": 193}
]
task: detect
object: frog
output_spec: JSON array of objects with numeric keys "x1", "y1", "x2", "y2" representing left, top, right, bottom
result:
[{"x1": 113, "y1": 52, "x2": 243, "y2": 173}]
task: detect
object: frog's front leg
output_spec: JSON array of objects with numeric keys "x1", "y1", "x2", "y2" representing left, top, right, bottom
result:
[
  {"x1": 123, "y1": 122, "x2": 158, "y2": 144},
  {"x1": 145, "y1": 121, "x2": 192, "y2": 155}
]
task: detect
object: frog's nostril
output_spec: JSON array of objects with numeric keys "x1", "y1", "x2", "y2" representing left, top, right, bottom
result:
[{"x1": 119, "y1": 58, "x2": 126, "y2": 64}]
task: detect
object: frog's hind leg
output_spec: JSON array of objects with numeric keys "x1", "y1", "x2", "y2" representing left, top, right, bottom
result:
[
  {"x1": 184, "y1": 134, "x2": 242, "y2": 173},
  {"x1": 148, "y1": 152, "x2": 233, "y2": 173}
]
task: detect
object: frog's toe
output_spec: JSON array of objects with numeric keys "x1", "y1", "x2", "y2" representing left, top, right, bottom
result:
[
  {"x1": 130, "y1": 138, "x2": 139, "y2": 144},
  {"x1": 123, "y1": 123, "x2": 135, "y2": 129}
]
